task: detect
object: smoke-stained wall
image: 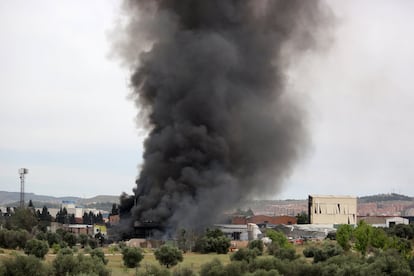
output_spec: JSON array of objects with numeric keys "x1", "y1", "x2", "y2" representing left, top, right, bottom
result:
[{"x1": 114, "y1": 0, "x2": 332, "y2": 235}]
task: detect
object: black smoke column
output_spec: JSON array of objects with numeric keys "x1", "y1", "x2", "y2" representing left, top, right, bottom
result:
[{"x1": 115, "y1": 0, "x2": 332, "y2": 235}]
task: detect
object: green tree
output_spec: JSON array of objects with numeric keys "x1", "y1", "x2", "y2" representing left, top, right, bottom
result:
[
  {"x1": 354, "y1": 220, "x2": 372, "y2": 255},
  {"x1": 336, "y1": 224, "x2": 354, "y2": 251},
  {"x1": 78, "y1": 233, "x2": 89, "y2": 248},
  {"x1": 137, "y1": 264, "x2": 171, "y2": 276},
  {"x1": 9, "y1": 208, "x2": 38, "y2": 231},
  {"x1": 2, "y1": 255, "x2": 51, "y2": 276},
  {"x1": 296, "y1": 212, "x2": 308, "y2": 224},
  {"x1": 46, "y1": 232, "x2": 61, "y2": 247},
  {"x1": 200, "y1": 259, "x2": 225, "y2": 276},
  {"x1": 194, "y1": 229, "x2": 231, "y2": 254},
  {"x1": 265, "y1": 229, "x2": 289, "y2": 248},
  {"x1": 122, "y1": 247, "x2": 144, "y2": 268},
  {"x1": 248, "y1": 239, "x2": 264, "y2": 255},
  {"x1": 24, "y1": 239, "x2": 49, "y2": 259},
  {"x1": 53, "y1": 250, "x2": 110, "y2": 276},
  {"x1": 230, "y1": 248, "x2": 259, "y2": 263},
  {"x1": 62, "y1": 232, "x2": 77, "y2": 247},
  {"x1": 371, "y1": 227, "x2": 388, "y2": 249},
  {"x1": 154, "y1": 245, "x2": 184, "y2": 268},
  {"x1": 91, "y1": 248, "x2": 108, "y2": 265},
  {"x1": 0, "y1": 229, "x2": 30, "y2": 249}
]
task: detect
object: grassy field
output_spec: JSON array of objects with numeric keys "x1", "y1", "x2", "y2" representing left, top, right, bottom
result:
[
  {"x1": 105, "y1": 251, "x2": 232, "y2": 275},
  {"x1": 0, "y1": 248, "x2": 234, "y2": 276}
]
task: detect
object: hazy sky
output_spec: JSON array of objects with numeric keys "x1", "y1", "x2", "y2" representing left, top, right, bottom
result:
[{"x1": 1, "y1": 1, "x2": 413, "y2": 199}]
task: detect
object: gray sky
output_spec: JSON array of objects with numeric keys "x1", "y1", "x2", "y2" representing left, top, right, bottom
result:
[{"x1": 0, "y1": 1, "x2": 413, "y2": 199}]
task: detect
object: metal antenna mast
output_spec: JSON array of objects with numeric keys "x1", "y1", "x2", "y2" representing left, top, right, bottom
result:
[{"x1": 18, "y1": 168, "x2": 28, "y2": 208}]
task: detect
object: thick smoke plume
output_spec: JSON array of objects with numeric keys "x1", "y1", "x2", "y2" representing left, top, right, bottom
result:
[{"x1": 115, "y1": 0, "x2": 331, "y2": 234}]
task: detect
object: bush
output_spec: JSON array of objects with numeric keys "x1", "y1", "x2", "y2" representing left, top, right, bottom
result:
[
  {"x1": 155, "y1": 245, "x2": 184, "y2": 268},
  {"x1": 78, "y1": 233, "x2": 89, "y2": 248},
  {"x1": 199, "y1": 259, "x2": 225, "y2": 276},
  {"x1": 137, "y1": 264, "x2": 171, "y2": 276},
  {"x1": 231, "y1": 248, "x2": 259, "y2": 263},
  {"x1": 224, "y1": 261, "x2": 249, "y2": 275},
  {"x1": 62, "y1": 232, "x2": 77, "y2": 247},
  {"x1": 52, "y1": 243, "x2": 61, "y2": 254},
  {"x1": 312, "y1": 243, "x2": 343, "y2": 263},
  {"x1": 265, "y1": 230, "x2": 289, "y2": 248},
  {"x1": 172, "y1": 266, "x2": 196, "y2": 276},
  {"x1": 91, "y1": 248, "x2": 108, "y2": 265},
  {"x1": 24, "y1": 239, "x2": 49, "y2": 259},
  {"x1": 46, "y1": 232, "x2": 61, "y2": 247},
  {"x1": 88, "y1": 237, "x2": 98, "y2": 249},
  {"x1": 1, "y1": 254, "x2": 51, "y2": 276},
  {"x1": 0, "y1": 229, "x2": 30, "y2": 249},
  {"x1": 194, "y1": 229, "x2": 231, "y2": 254},
  {"x1": 267, "y1": 243, "x2": 298, "y2": 261},
  {"x1": 303, "y1": 246, "x2": 317, "y2": 258},
  {"x1": 336, "y1": 224, "x2": 353, "y2": 251},
  {"x1": 248, "y1": 240, "x2": 264, "y2": 255},
  {"x1": 53, "y1": 250, "x2": 77, "y2": 275},
  {"x1": 76, "y1": 253, "x2": 111, "y2": 276},
  {"x1": 245, "y1": 269, "x2": 281, "y2": 276},
  {"x1": 53, "y1": 250, "x2": 110, "y2": 276},
  {"x1": 122, "y1": 247, "x2": 144, "y2": 268},
  {"x1": 248, "y1": 257, "x2": 280, "y2": 272}
]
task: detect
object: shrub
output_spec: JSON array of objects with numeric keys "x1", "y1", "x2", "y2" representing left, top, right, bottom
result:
[
  {"x1": 199, "y1": 259, "x2": 225, "y2": 276},
  {"x1": 172, "y1": 266, "x2": 196, "y2": 276},
  {"x1": 231, "y1": 248, "x2": 259, "y2": 263},
  {"x1": 122, "y1": 247, "x2": 144, "y2": 268},
  {"x1": 303, "y1": 246, "x2": 317, "y2": 258},
  {"x1": 224, "y1": 261, "x2": 249, "y2": 275},
  {"x1": 137, "y1": 264, "x2": 171, "y2": 276},
  {"x1": 51, "y1": 243, "x2": 60, "y2": 254},
  {"x1": 46, "y1": 232, "x2": 61, "y2": 247},
  {"x1": 194, "y1": 229, "x2": 231, "y2": 254},
  {"x1": 91, "y1": 248, "x2": 108, "y2": 264},
  {"x1": 0, "y1": 229, "x2": 30, "y2": 249},
  {"x1": 265, "y1": 230, "x2": 289, "y2": 248},
  {"x1": 78, "y1": 233, "x2": 89, "y2": 248},
  {"x1": 76, "y1": 253, "x2": 111, "y2": 276},
  {"x1": 248, "y1": 257, "x2": 280, "y2": 272},
  {"x1": 267, "y1": 243, "x2": 298, "y2": 261},
  {"x1": 248, "y1": 240, "x2": 264, "y2": 255},
  {"x1": 336, "y1": 224, "x2": 353, "y2": 251},
  {"x1": 24, "y1": 239, "x2": 49, "y2": 259},
  {"x1": 1, "y1": 254, "x2": 51, "y2": 276},
  {"x1": 245, "y1": 269, "x2": 281, "y2": 276},
  {"x1": 53, "y1": 250, "x2": 110, "y2": 276},
  {"x1": 155, "y1": 245, "x2": 184, "y2": 268},
  {"x1": 312, "y1": 243, "x2": 343, "y2": 263},
  {"x1": 88, "y1": 237, "x2": 98, "y2": 249},
  {"x1": 53, "y1": 250, "x2": 77, "y2": 275}
]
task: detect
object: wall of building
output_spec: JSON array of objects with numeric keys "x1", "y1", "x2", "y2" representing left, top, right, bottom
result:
[
  {"x1": 308, "y1": 195, "x2": 357, "y2": 225},
  {"x1": 231, "y1": 215, "x2": 297, "y2": 225}
]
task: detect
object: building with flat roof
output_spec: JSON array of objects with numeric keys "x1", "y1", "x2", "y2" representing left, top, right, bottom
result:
[{"x1": 308, "y1": 195, "x2": 357, "y2": 225}]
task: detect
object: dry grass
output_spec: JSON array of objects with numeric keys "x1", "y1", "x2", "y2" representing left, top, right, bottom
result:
[{"x1": 107, "y1": 251, "x2": 232, "y2": 275}]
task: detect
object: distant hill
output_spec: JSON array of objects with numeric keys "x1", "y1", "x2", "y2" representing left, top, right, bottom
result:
[
  {"x1": 358, "y1": 193, "x2": 413, "y2": 203},
  {"x1": 0, "y1": 191, "x2": 120, "y2": 207}
]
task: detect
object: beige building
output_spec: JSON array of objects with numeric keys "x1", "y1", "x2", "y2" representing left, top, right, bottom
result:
[{"x1": 308, "y1": 195, "x2": 357, "y2": 225}]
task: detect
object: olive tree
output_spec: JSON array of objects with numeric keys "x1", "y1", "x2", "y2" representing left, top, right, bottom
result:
[
  {"x1": 122, "y1": 247, "x2": 144, "y2": 268},
  {"x1": 154, "y1": 245, "x2": 183, "y2": 268},
  {"x1": 24, "y1": 239, "x2": 49, "y2": 259}
]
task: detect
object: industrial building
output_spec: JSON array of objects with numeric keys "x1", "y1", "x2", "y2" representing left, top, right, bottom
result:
[{"x1": 308, "y1": 195, "x2": 357, "y2": 225}]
